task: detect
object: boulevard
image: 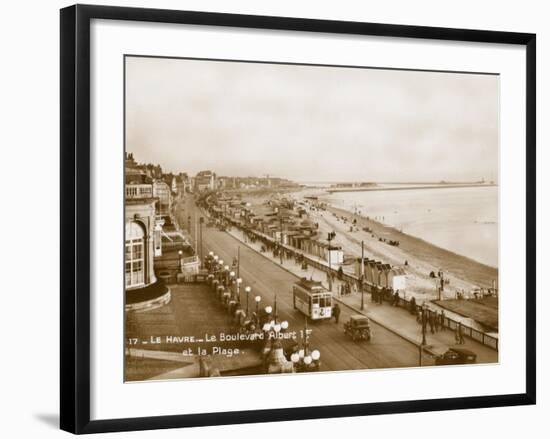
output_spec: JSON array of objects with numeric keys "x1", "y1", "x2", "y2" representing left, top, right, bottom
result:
[{"x1": 176, "y1": 194, "x2": 432, "y2": 372}]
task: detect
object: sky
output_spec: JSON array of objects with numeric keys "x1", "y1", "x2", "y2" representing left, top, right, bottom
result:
[{"x1": 125, "y1": 56, "x2": 499, "y2": 183}]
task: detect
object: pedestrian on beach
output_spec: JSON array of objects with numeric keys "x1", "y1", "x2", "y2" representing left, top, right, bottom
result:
[{"x1": 332, "y1": 303, "x2": 341, "y2": 324}]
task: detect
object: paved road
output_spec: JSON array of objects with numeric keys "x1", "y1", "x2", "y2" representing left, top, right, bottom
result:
[{"x1": 176, "y1": 196, "x2": 432, "y2": 371}]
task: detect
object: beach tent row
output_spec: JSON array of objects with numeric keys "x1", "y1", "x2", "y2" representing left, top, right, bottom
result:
[
  {"x1": 355, "y1": 258, "x2": 407, "y2": 291},
  {"x1": 232, "y1": 205, "x2": 345, "y2": 265}
]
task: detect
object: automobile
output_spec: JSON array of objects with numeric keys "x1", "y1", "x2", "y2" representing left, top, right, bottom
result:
[
  {"x1": 435, "y1": 348, "x2": 477, "y2": 365},
  {"x1": 344, "y1": 314, "x2": 372, "y2": 341}
]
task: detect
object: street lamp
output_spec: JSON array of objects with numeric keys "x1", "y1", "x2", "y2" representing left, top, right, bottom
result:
[
  {"x1": 327, "y1": 231, "x2": 336, "y2": 292},
  {"x1": 255, "y1": 296, "x2": 261, "y2": 325},
  {"x1": 229, "y1": 271, "x2": 236, "y2": 300},
  {"x1": 245, "y1": 286, "x2": 251, "y2": 314},
  {"x1": 236, "y1": 277, "x2": 242, "y2": 303},
  {"x1": 360, "y1": 241, "x2": 365, "y2": 310},
  {"x1": 199, "y1": 216, "x2": 204, "y2": 261},
  {"x1": 421, "y1": 307, "x2": 427, "y2": 346},
  {"x1": 224, "y1": 265, "x2": 230, "y2": 285},
  {"x1": 178, "y1": 249, "x2": 183, "y2": 272},
  {"x1": 279, "y1": 216, "x2": 284, "y2": 265}
]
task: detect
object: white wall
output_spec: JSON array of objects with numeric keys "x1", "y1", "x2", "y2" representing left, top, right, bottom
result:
[{"x1": 0, "y1": 0, "x2": 546, "y2": 438}]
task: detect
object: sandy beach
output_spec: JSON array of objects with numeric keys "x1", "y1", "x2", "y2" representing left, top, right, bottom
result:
[{"x1": 240, "y1": 188, "x2": 498, "y2": 302}]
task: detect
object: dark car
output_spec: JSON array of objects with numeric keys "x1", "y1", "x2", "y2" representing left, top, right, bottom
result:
[
  {"x1": 344, "y1": 314, "x2": 372, "y2": 341},
  {"x1": 435, "y1": 348, "x2": 477, "y2": 365}
]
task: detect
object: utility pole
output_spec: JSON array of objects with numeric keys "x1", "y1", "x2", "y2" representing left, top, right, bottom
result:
[
  {"x1": 327, "y1": 231, "x2": 335, "y2": 292},
  {"x1": 360, "y1": 240, "x2": 365, "y2": 310},
  {"x1": 237, "y1": 246, "x2": 240, "y2": 278},
  {"x1": 199, "y1": 216, "x2": 204, "y2": 261},
  {"x1": 421, "y1": 307, "x2": 427, "y2": 346},
  {"x1": 194, "y1": 215, "x2": 198, "y2": 256},
  {"x1": 279, "y1": 216, "x2": 284, "y2": 265}
]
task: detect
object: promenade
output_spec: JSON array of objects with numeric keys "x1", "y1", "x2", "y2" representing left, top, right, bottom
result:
[{"x1": 223, "y1": 223, "x2": 498, "y2": 364}]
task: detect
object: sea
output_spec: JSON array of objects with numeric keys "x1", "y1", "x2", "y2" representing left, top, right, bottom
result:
[{"x1": 310, "y1": 185, "x2": 498, "y2": 268}]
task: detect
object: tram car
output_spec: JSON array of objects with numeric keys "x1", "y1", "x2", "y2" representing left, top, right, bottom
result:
[{"x1": 292, "y1": 278, "x2": 333, "y2": 320}]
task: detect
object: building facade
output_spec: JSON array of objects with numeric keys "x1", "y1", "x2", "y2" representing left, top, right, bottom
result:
[
  {"x1": 125, "y1": 176, "x2": 157, "y2": 291},
  {"x1": 195, "y1": 170, "x2": 216, "y2": 192},
  {"x1": 153, "y1": 179, "x2": 172, "y2": 217}
]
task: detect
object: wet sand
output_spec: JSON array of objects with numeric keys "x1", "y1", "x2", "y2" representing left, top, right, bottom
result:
[{"x1": 323, "y1": 203, "x2": 498, "y2": 292}]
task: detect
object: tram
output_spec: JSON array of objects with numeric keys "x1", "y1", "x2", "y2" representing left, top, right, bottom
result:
[{"x1": 292, "y1": 278, "x2": 332, "y2": 320}]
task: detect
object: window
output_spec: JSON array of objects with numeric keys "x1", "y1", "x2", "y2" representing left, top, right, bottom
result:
[{"x1": 125, "y1": 222, "x2": 145, "y2": 288}]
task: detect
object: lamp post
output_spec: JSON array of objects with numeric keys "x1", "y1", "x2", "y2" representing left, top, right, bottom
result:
[
  {"x1": 274, "y1": 295, "x2": 279, "y2": 323},
  {"x1": 421, "y1": 307, "x2": 427, "y2": 346},
  {"x1": 199, "y1": 216, "x2": 204, "y2": 261},
  {"x1": 255, "y1": 295, "x2": 261, "y2": 326},
  {"x1": 279, "y1": 217, "x2": 284, "y2": 264},
  {"x1": 236, "y1": 277, "x2": 242, "y2": 303},
  {"x1": 229, "y1": 271, "x2": 235, "y2": 300},
  {"x1": 360, "y1": 240, "x2": 365, "y2": 310},
  {"x1": 178, "y1": 249, "x2": 183, "y2": 272},
  {"x1": 245, "y1": 286, "x2": 251, "y2": 314},
  {"x1": 327, "y1": 231, "x2": 336, "y2": 292}
]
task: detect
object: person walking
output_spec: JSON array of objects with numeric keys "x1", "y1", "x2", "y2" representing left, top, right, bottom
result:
[
  {"x1": 409, "y1": 296, "x2": 417, "y2": 315},
  {"x1": 332, "y1": 303, "x2": 341, "y2": 324},
  {"x1": 428, "y1": 311, "x2": 435, "y2": 334},
  {"x1": 393, "y1": 290, "x2": 400, "y2": 306},
  {"x1": 458, "y1": 322, "x2": 465, "y2": 344},
  {"x1": 440, "y1": 310, "x2": 446, "y2": 330}
]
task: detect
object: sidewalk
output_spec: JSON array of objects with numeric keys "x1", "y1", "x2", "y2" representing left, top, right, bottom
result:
[{"x1": 226, "y1": 227, "x2": 498, "y2": 364}]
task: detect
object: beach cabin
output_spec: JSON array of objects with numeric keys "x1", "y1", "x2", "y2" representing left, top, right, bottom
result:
[
  {"x1": 378, "y1": 263, "x2": 392, "y2": 288},
  {"x1": 355, "y1": 258, "x2": 370, "y2": 280},
  {"x1": 373, "y1": 261, "x2": 385, "y2": 286},
  {"x1": 327, "y1": 245, "x2": 344, "y2": 265},
  {"x1": 387, "y1": 267, "x2": 407, "y2": 291},
  {"x1": 365, "y1": 260, "x2": 377, "y2": 284}
]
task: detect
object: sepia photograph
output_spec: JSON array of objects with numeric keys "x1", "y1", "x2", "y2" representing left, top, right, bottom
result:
[{"x1": 124, "y1": 55, "x2": 499, "y2": 382}]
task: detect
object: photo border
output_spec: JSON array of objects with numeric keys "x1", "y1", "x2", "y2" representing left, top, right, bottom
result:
[{"x1": 60, "y1": 4, "x2": 536, "y2": 434}]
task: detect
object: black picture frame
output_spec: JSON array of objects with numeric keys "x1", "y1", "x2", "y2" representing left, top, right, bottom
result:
[{"x1": 60, "y1": 4, "x2": 536, "y2": 434}]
